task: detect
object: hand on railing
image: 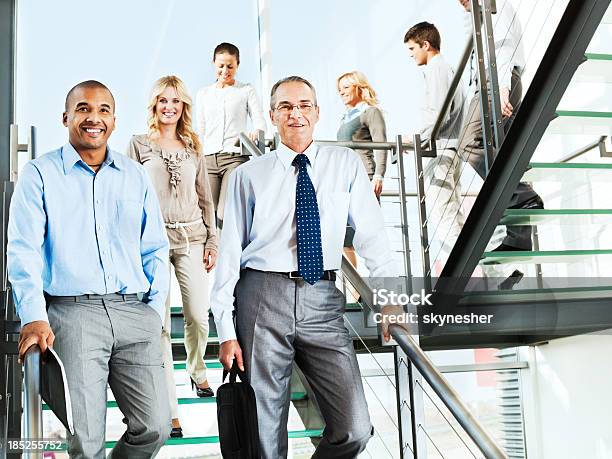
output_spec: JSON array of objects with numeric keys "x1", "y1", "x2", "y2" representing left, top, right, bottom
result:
[
  {"x1": 18, "y1": 321, "x2": 54, "y2": 364},
  {"x1": 379, "y1": 304, "x2": 415, "y2": 343}
]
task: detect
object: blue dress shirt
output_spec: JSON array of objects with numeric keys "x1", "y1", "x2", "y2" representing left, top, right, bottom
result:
[{"x1": 7, "y1": 143, "x2": 169, "y2": 326}]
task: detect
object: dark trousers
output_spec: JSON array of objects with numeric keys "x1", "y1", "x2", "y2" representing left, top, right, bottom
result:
[{"x1": 458, "y1": 67, "x2": 540, "y2": 249}]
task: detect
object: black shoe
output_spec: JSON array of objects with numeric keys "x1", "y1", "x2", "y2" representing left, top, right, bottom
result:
[
  {"x1": 492, "y1": 243, "x2": 530, "y2": 252},
  {"x1": 499, "y1": 269, "x2": 524, "y2": 290},
  {"x1": 191, "y1": 377, "x2": 214, "y2": 397},
  {"x1": 510, "y1": 194, "x2": 544, "y2": 210},
  {"x1": 170, "y1": 426, "x2": 183, "y2": 438}
]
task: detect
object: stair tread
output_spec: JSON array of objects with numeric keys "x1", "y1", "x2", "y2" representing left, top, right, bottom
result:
[
  {"x1": 46, "y1": 429, "x2": 324, "y2": 450},
  {"x1": 480, "y1": 248, "x2": 612, "y2": 265},
  {"x1": 548, "y1": 111, "x2": 612, "y2": 135},
  {"x1": 500, "y1": 208, "x2": 612, "y2": 226},
  {"x1": 43, "y1": 392, "x2": 308, "y2": 410}
]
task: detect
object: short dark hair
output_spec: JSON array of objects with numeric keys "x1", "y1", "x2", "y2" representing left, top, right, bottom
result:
[
  {"x1": 403, "y1": 21, "x2": 441, "y2": 51},
  {"x1": 269, "y1": 76, "x2": 317, "y2": 111},
  {"x1": 65, "y1": 80, "x2": 115, "y2": 112},
  {"x1": 213, "y1": 42, "x2": 240, "y2": 65}
]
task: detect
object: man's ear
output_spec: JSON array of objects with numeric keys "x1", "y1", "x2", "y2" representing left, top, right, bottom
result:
[
  {"x1": 423, "y1": 40, "x2": 431, "y2": 52},
  {"x1": 62, "y1": 112, "x2": 68, "y2": 127},
  {"x1": 269, "y1": 109, "x2": 276, "y2": 126}
]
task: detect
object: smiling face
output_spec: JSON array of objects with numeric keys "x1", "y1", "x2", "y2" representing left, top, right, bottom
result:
[
  {"x1": 270, "y1": 81, "x2": 319, "y2": 152},
  {"x1": 337, "y1": 77, "x2": 362, "y2": 107},
  {"x1": 63, "y1": 86, "x2": 115, "y2": 154},
  {"x1": 406, "y1": 39, "x2": 429, "y2": 66},
  {"x1": 213, "y1": 52, "x2": 238, "y2": 86},
  {"x1": 155, "y1": 85, "x2": 184, "y2": 127}
]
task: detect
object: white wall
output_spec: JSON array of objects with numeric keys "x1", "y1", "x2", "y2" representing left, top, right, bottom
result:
[{"x1": 521, "y1": 335, "x2": 612, "y2": 459}]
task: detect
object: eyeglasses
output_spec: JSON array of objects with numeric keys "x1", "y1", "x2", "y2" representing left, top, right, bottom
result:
[{"x1": 274, "y1": 102, "x2": 316, "y2": 114}]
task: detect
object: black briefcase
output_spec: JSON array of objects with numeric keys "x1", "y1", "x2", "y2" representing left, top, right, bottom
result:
[{"x1": 217, "y1": 362, "x2": 260, "y2": 458}]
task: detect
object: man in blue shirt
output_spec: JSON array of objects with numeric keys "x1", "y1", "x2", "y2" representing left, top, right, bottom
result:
[{"x1": 8, "y1": 80, "x2": 171, "y2": 458}]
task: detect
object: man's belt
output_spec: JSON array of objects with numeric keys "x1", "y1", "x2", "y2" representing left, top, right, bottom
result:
[
  {"x1": 44, "y1": 293, "x2": 140, "y2": 303},
  {"x1": 245, "y1": 267, "x2": 336, "y2": 281}
]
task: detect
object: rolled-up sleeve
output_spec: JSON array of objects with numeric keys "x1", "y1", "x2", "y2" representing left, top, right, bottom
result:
[
  {"x1": 7, "y1": 163, "x2": 48, "y2": 326},
  {"x1": 211, "y1": 168, "x2": 251, "y2": 342},
  {"x1": 140, "y1": 173, "x2": 170, "y2": 320},
  {"x1": 246, "y1": 84, "x2": 267, "y2": 133}
]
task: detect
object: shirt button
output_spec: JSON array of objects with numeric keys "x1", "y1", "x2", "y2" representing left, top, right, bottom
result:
[{"x1": 96, "y1": 199, "x2": 101, "y2": 204}]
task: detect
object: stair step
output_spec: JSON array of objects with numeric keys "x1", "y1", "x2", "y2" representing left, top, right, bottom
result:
[
  {"x1": 43, "y1": 392, "x2": 308, "y2": 410},
  {"x1": 524, "y1": 161, "x2": 612, "y2": 184},
  {"x1": 480, "y1": 248, "x2": 612, "y2": 265},
  {"x1": 500, "y1": 208, "x2": 612, "y2": 226},
  {"x1": 547, "y1": 111, "x2": 612, "y2": 135},
  {"x1": 574, "y1": 53, "x2": 612, "y2": 83},
  {"x1": 46, "y1": 429, "x2": 324, "y2": 450}
]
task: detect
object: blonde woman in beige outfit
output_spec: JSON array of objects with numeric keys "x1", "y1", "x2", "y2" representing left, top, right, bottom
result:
[{"x1": 127, "y1": 75, "x2": 217, "y2": 439}]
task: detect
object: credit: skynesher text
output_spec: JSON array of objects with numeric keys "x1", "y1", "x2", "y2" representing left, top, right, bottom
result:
[{"x1": 373, "y1": 312, "x2": 493, "y2": 326}]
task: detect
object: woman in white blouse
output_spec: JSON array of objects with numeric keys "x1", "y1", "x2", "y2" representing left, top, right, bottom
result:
[{"x1": 196, "y1": 42, "x2": 266, "y2": 229}]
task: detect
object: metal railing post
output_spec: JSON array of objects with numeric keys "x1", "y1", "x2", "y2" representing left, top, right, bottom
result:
[
  {"x1": 482, "y1": 0, "x2": 505, "y2": 149},
  {"x1": 470, "y1": 0, "x2": 496, "y2": 172},
  {"x1": 395, "y1": 135, "x2": 413, "y2": 282},
  {"x1": 412, "y1": 135, "x2": 432, "y2": 290},
  {"x1": 22, "y1": 346, "x2": 42, "y2": 459}
]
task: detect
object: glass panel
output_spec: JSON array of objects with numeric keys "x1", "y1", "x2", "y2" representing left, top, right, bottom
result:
[
  {"x1": 500, "y1": 209, "x2": 612, "y2": 225},
  {"x1": 546, "y1": 111, "x2": 612, "y2": 135}
]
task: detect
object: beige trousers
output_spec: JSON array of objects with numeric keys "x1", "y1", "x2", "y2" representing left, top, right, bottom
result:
[
  {"x1": 205, "y1": 153, "x2": 249, "y2": 226},
  {"x1": 161, "y1": 243, "x2": 211, "y2": 418}
]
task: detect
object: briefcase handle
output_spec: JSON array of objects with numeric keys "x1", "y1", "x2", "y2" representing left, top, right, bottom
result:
[{"x1": 222, "y1": 360, "x2": 247, "y2": 383}]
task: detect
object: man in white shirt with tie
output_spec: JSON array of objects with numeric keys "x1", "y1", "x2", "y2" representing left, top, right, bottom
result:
[{"x1": 211, "y1": 76, "x2": 397, "y2": 458}]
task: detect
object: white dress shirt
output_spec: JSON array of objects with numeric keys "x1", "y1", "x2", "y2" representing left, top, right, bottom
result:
[
  {"x1": 466, "y1": 0, "x2": 526, "y2": 90},
  {"x1": 195, "y1": 81, "x2": 266, "y2": 155},
  {"x1": 211, "y1": 142, "x2": 398, "y2": 342}
]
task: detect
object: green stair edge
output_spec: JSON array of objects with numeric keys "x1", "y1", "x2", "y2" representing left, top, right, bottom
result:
[
  {"x1": 483, "y1": 248, "x2": 612, "y2": 259},
  {"x1": 555, "y1": 110, "x2": 612, "y2": 118},
  {"x1": 528, "y1": 162, "x2": 612, "y2": 170},
  {"x1": 505, "y1": 208, "x2": 612, "y2": 216},
  {"x1": 44, "y1": 392, "x2": 307, "y2": 410},
  {"x1": 45, "y1": 429, "x2": 324, "y2": 450},
  {"x1": 585, "y1": 52, "x2": 612, "y2": 61}
]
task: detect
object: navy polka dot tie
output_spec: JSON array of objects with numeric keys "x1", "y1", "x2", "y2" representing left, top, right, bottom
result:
[{"x1": 292, "y1": 154, "x2": 324, "y2": 284}]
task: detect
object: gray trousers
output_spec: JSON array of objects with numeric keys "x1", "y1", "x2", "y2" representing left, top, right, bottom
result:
[
  {"x1": 458, "y1": 68, "x2": 539, "y2": 249},
  {"x1": 47, "y1": 294, "x2": 171, "y2": 458},
  {"x1": 235, "y1": 269, "x2": 373, "y2": 459},
  {"x1": 205, "y1": 153, "x2": 248, "y2": 227}
]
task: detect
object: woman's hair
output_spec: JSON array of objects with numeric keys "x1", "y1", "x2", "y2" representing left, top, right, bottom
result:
[
  {"x1": 213, "y1": 42, "x2": 240, "y2": 64},
  {"x1": 147, "y1": 75, "x2": 201, "y2": 153},
  {"x1": 336, "y1": 71, "x2": 379, "y2": 107}
]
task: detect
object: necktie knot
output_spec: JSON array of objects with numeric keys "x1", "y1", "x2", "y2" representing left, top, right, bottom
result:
[{"x1": 292, "y1": 154, "x2": 310, "y2": 169}]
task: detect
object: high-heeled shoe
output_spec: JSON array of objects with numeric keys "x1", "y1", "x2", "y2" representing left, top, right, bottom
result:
[
  {"x1": 190, "y1": 377, "x2": 214, "y2": 397},
  {"x1": 170, "y1": 426, "x2": 183, "y2": 438}
]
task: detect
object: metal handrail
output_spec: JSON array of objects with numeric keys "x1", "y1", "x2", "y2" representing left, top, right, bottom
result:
[
  {"x1": 23, "y1": 345, "x2": 42, "y2": 459},
  {"x1": 559, "y1": 136, "x2": 608, "y2": 162},
  {"x1": 238, "y1": 132, "x2": 264, "y2": 157},
  {"x1": 340, "y1": 256, "x2": 508, "y2": 459}
]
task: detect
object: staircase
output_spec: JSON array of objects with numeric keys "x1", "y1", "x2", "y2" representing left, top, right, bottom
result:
[{"x1": 422, "y1": 0, "x2": 612, "y2": 350}]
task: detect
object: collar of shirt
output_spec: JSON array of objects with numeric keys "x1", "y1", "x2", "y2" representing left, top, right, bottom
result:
[
  {"x1": 341, "y1": 101, "x2": 368, "y2": 124},
  {"x1": 61, "y1": 142, "x2": 121, "y2": 175},
  {"x1": 275, "y1": 141, "x2": 319, "y2": 171}
]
